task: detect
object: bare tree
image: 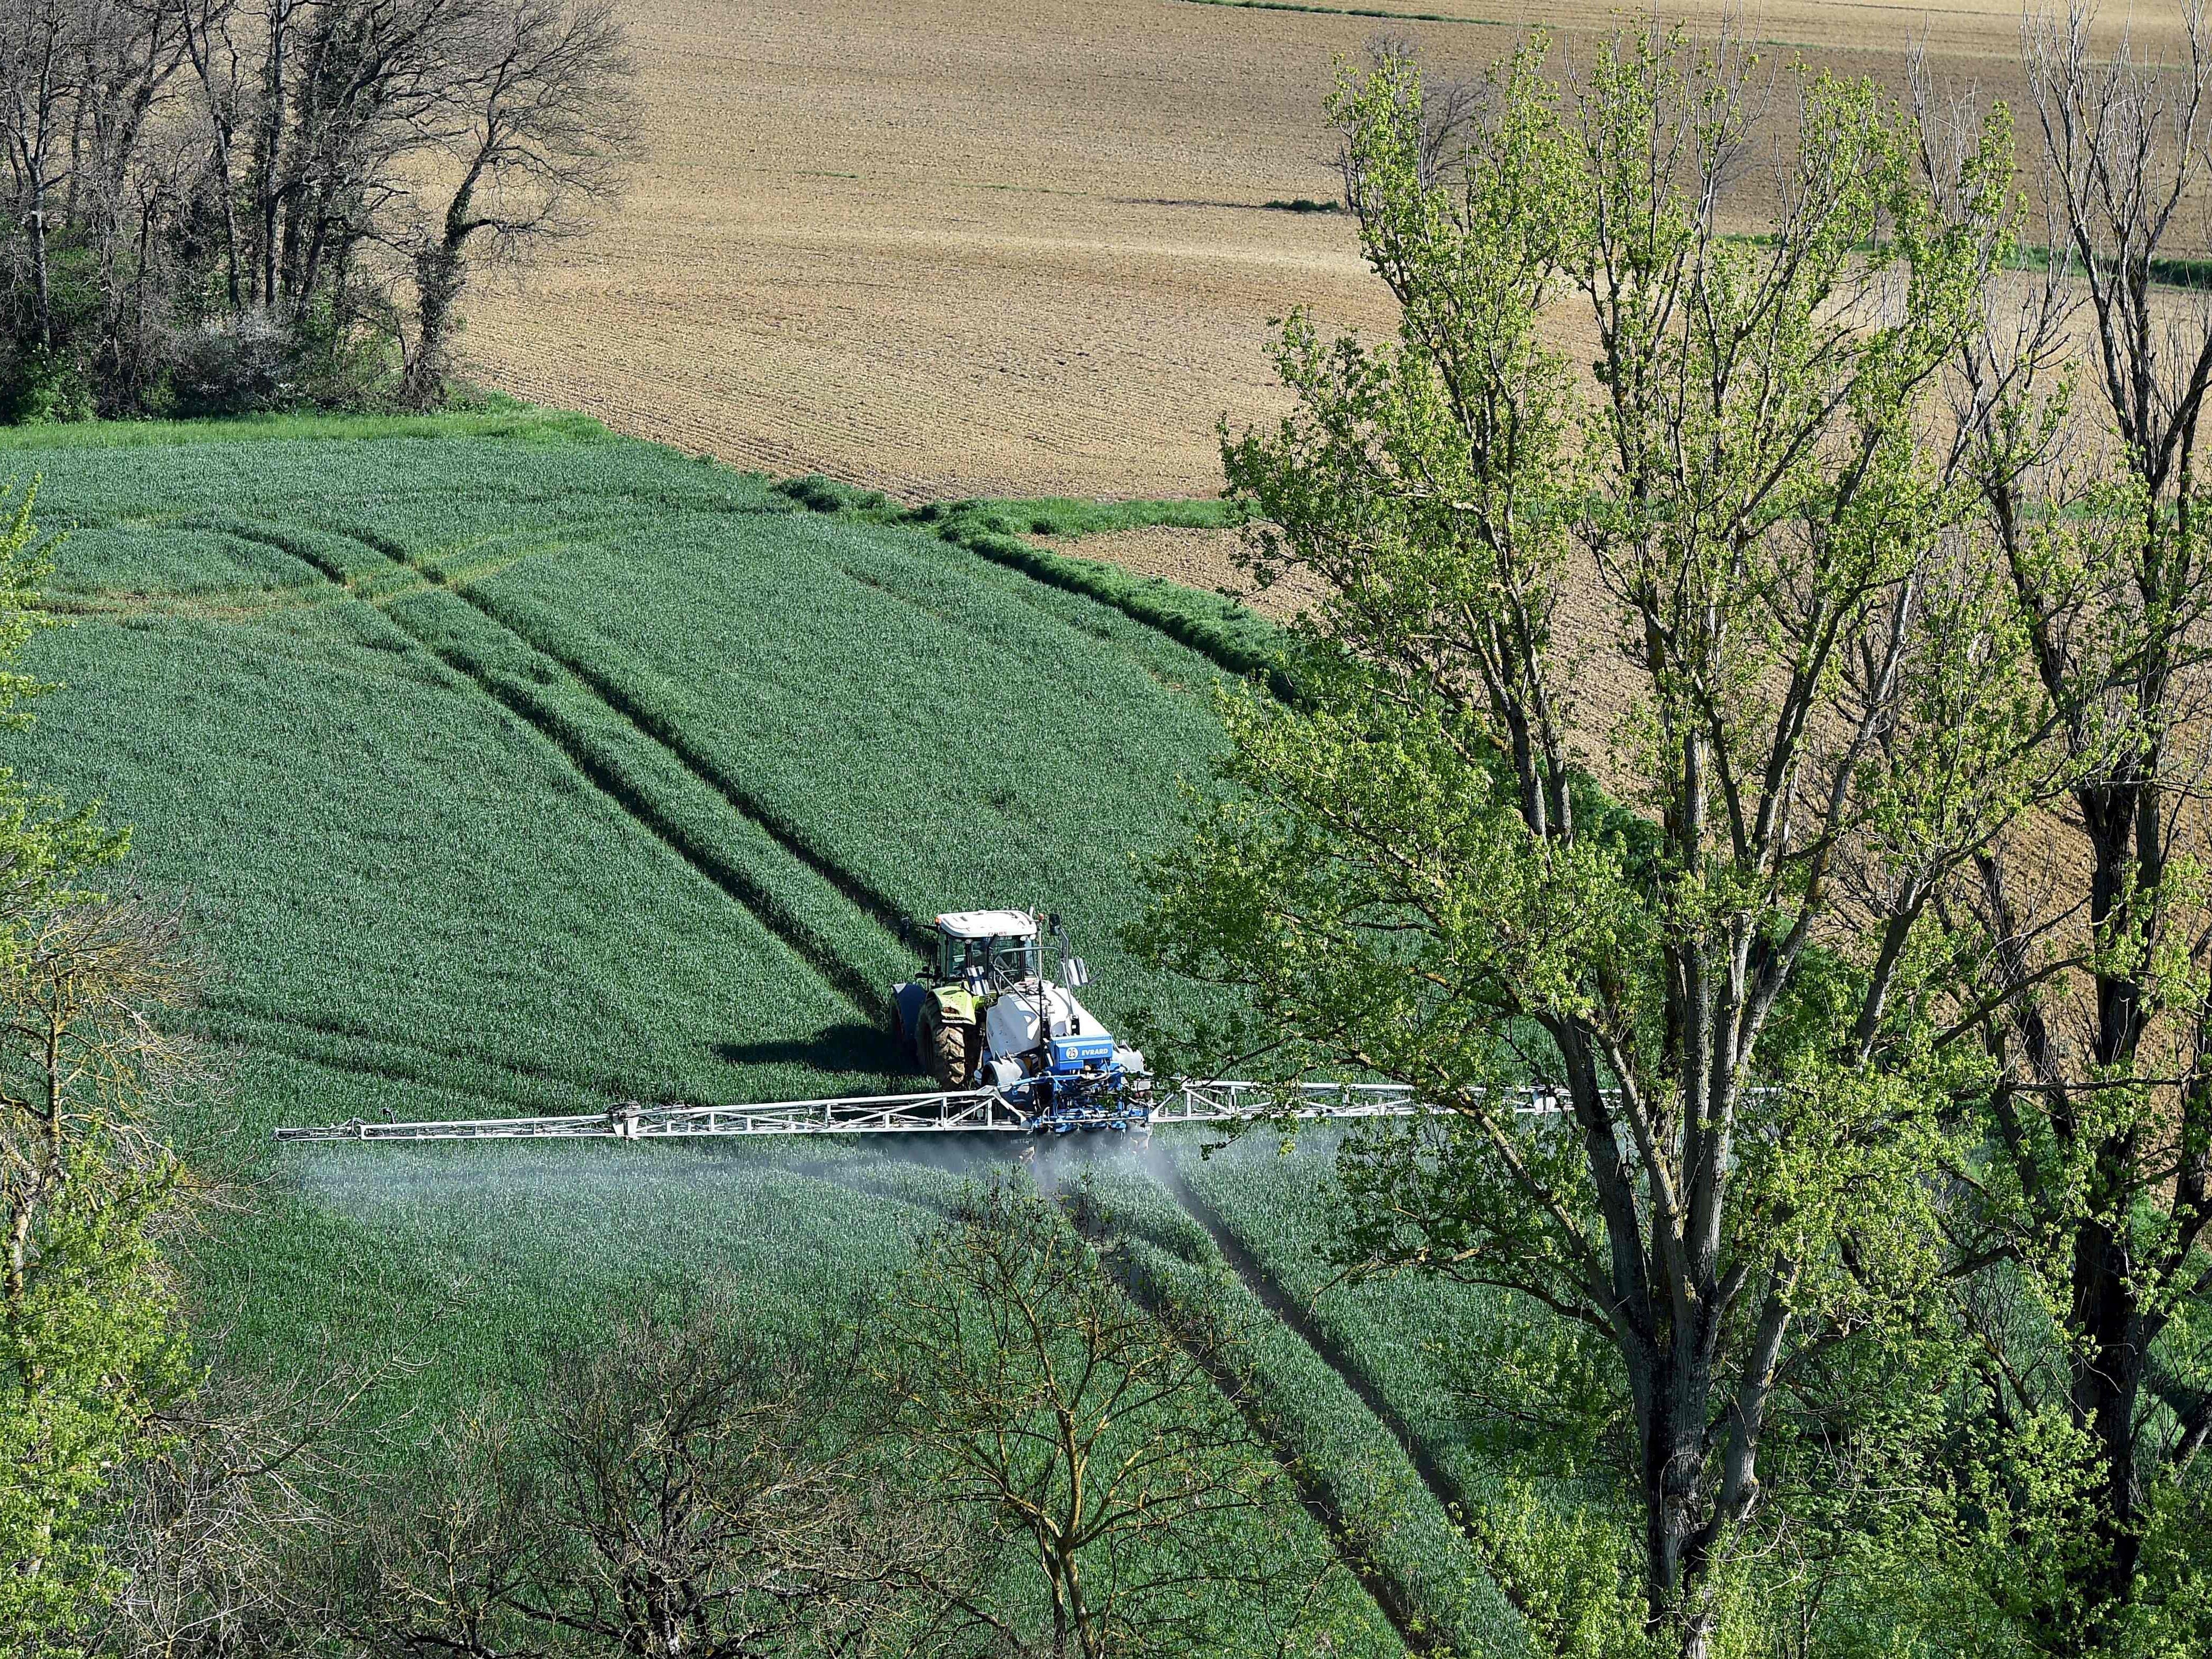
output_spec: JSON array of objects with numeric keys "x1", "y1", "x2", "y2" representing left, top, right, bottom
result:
[
  {"x1": 0, "y1": 0, "x2": 92, "y2": 357},
  {"x1": 0, "y1": 0, "x2": 635, "y2": 415},
  {"x1": 1338, "y1": 34, "x2": 1483, "y2": 208},
  {"x1": 347, "y1": 1294, "x2": 961, "y2": 1659},
  {"x1": 90, "y1": 1337, "x2": 405, "y2": 1659},
  {"x1": 877, "y1": 1178, "x2": 1321, "y2": 1659},
  {"x1": 394, "y1": 0, "x2": 634, "y2": 407}
]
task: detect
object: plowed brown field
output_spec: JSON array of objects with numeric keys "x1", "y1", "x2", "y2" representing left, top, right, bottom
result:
[{"x1": 461, "y1": 0, "x2": 2184, "y2": 500}]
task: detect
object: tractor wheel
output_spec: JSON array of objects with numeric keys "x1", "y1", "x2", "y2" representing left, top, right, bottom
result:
[{"x1": 926, "y1": 1014, "x2": 973, "y2": 1088}]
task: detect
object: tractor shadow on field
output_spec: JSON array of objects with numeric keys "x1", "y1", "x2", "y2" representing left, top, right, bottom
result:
[{"x1": 715, "y1": 1022, "x2": 909, "y2": 1077}]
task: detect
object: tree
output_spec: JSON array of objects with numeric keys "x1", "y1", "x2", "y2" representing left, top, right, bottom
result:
[
  {"x1": 1907, "y1": 4, "x2": 2212, "y2": 1648},
  {"x1": 1141, "y1": 35, "x2": 2057, "y2": 1658},
  {"x1": 876, "y1": 1177, "x2": 1319, "y2": 1659},
  {"x1": 0, "y1": 481, "x2": 204, "y2": 1649},
  {"x1": 347, "y1": 1293, "x2": 958, "y2": 1659},
  {"x1": 0, "y1": 0, "x2": 637, "y2": 417},
  {"x1": 89, "y1": 1320, "x2": 416, "y2": 1659},
  {"x1": 394, "y1": 0, "x2": 634, "y2": 408}
]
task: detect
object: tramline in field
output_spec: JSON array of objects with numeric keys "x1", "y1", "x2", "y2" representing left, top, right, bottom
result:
[{"x1": 274, "y1": 906, "x2": 1518, "y2": 1144}]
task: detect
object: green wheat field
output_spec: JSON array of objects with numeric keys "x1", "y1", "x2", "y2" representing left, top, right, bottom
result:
[{"x1": 10, "y1": 410, "x2": 1532, "y2": 1655}]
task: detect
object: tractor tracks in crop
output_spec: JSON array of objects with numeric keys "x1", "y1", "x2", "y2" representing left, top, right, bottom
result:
[
  {"x1": 197, "y1": 1003, "x2": 599, "y2": 1119},
  {"x1": 425, "y1": 645, "x2": 893, "y2": 1020},
  {"x1": 1073, "y1": 1220, "x2": 1453, "y2": 1658},
  {"x1": 460, "y1": 584, "x2": 909, "y2": 934},
  {"x1": 252, "y1": 514, "x2": 903, "y2": 1019},
  {"x1": 1150, "y1": 1157, "x2": 1486, "y2": 1551}
]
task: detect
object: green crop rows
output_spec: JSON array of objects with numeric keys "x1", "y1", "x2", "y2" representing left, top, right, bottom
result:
[{"x1": 7, "y1": 412, "x2": 1535, "y2": 1654}]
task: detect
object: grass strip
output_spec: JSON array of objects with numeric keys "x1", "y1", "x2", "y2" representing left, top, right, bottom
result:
[
  {"x1": 0, "y1": 403, "x2": 611, "y2": 452},
  {"x1": 774, "y1": 475, "x2": 1296, "y2": 699},
  {"x1": 773, "y1": 474, "x2": 1243, "y2": 537}
]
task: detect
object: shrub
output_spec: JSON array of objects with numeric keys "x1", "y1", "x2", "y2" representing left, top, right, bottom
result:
[
  {"x1": 171, "y1": 313, "x2": 299, "y2": 417},
  {"x1": 0, "y1": 348, "x2": 94, "y2": 425}
]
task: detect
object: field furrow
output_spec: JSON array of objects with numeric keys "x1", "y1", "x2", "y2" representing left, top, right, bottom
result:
[{"x1": 1153, "y1": 1148, "x2": 1482, "y2": 1523}]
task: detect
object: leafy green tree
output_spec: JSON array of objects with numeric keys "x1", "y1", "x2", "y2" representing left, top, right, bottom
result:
[
  {"x1": 1908, "y1": 10, "x2": 2212, "y2": 1649},
  {"x1": 1142, "y1": 36, "x2": 2059, "y2": 1658},
  {"x1": 0, "y1": 482, "x2": 196, "y2": 1653}
]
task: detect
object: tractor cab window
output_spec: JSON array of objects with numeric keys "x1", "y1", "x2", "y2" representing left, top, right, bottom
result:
[
  {"x1": 989, "y1": 935, "x2": 1040, "y2": 981},
  {"x1": 938, "y1": 932, "x2": 1038, "y2": 984}
]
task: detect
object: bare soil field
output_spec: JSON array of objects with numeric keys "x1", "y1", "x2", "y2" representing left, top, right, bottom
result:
[{"x1": 462, "y1": 0, "x2": 2187, "y2": 504}]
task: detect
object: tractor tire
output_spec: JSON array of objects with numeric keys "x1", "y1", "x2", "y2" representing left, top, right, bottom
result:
[{"x1": 925, "y1": 1013, "x2": 973, "y2": 1089}]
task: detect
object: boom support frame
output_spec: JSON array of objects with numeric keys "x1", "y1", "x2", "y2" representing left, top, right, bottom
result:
[{"x1": 271, "y1": 1081, "x2": 1572, "y2": 1144}]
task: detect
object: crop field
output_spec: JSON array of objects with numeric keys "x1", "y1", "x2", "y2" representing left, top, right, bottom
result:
[
  {"x1": 457, "y1": 0, "x2": 2167, "y2": 502},
  {"x1": 1, "y1": 410, "x2": 1570, "y2": 1653}
]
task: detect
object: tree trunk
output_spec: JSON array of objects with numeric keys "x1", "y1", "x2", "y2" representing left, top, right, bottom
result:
[
  {"x1": 27, "y1": 178, "x2": 49, "y2": 351},
  {"x1": 182, "y1": 3, "x2": 244, "y2": 313},
  {"x1": 1632, "y1": 1342, "x2": 1729, "y2": 1659},
  {"x1": 2068, "y1": 761, "x2": 2164, "y2": 1633},
  {"x1": 402, "y1": 234, "x2": 464, "y2": 410},
  {"x1": 254, "y1": 0, "x2": 287, "y2": 308}
]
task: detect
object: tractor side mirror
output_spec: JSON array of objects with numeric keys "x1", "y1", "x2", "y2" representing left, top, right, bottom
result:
[{"x1": 1063, "y1": 957, "x2": 1090, "y2": 989}]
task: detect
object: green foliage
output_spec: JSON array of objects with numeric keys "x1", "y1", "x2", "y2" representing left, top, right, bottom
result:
[
  {"x1": 0, "y1": 1149, "x2": 190, "y2": 1649},
  {"x1": 0, "y1": 481, "x2": 195, "y2": 1652},
  {"x1": 0, "y1": 351, "x2": 95, "y2": 427},
  {"x1": 1148, "y1": 30, "x2": 2053, "y2": 1656}
]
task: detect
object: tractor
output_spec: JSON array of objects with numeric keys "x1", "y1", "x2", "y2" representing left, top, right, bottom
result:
[{"x1": 890, "y1": 909, "x2": 1152, "y2": 1131}]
